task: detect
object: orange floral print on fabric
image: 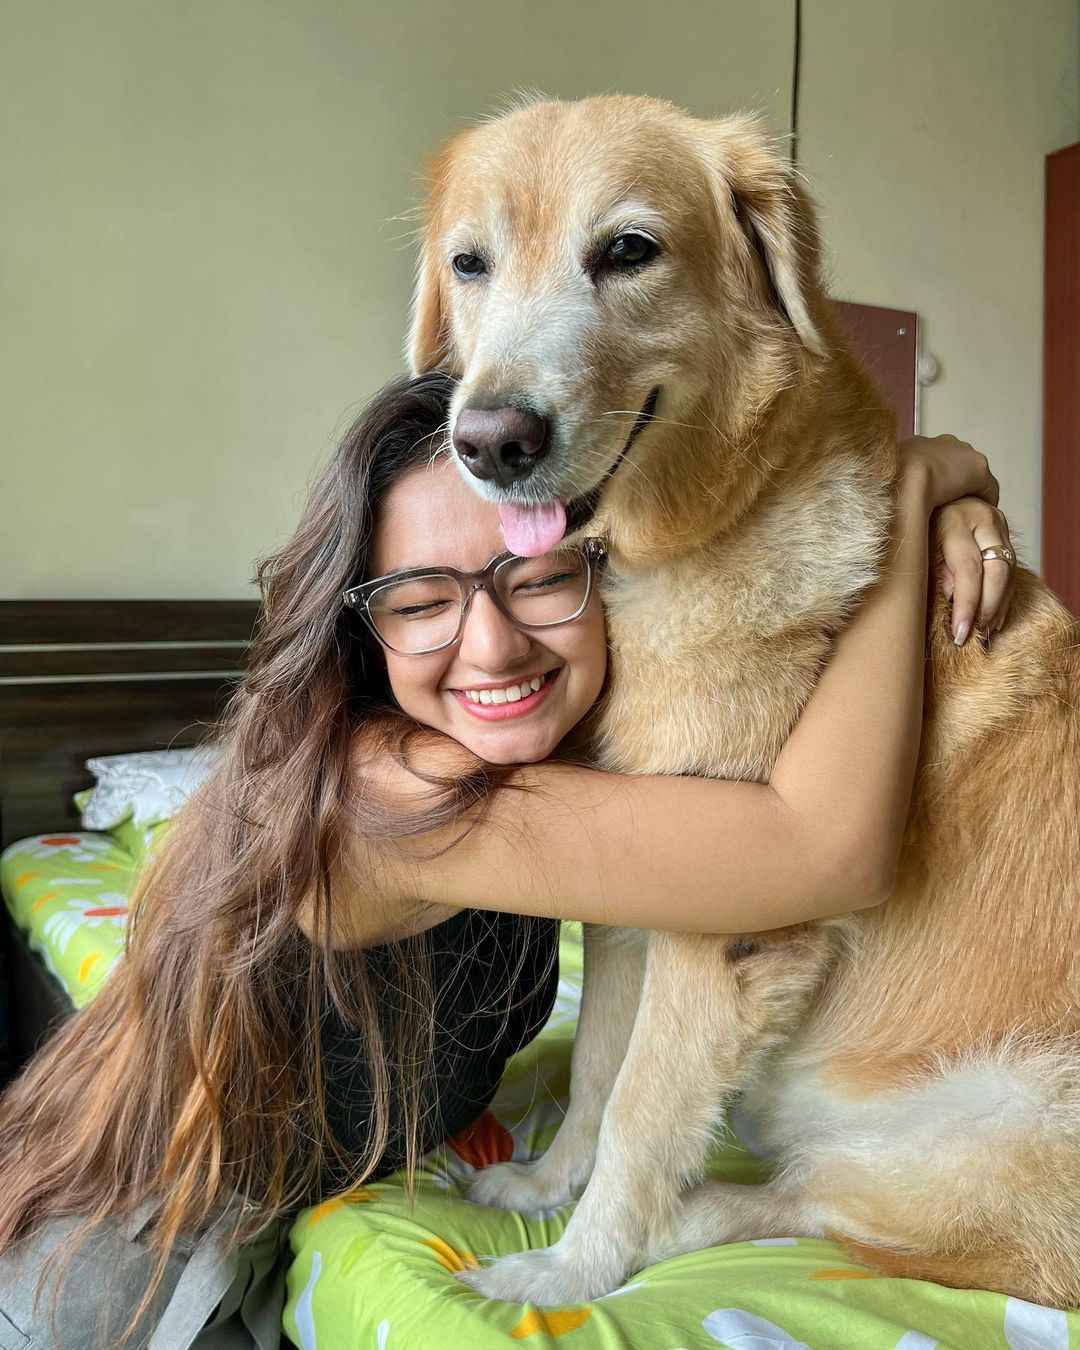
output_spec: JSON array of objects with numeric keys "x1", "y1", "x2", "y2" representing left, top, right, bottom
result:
[
  {"x1": 305, "y1": 1190, "x2": 376, "y2": 1227},
  {"x1": 423, "y1": 1236, "x2": 477, "y2": 1273},
  {"x1": 447, "y1": 1109, "x2": 514, "y2": 1169},
  {"x1": 510, "y1": 1306, "x2": 592, "y2": 1338}
]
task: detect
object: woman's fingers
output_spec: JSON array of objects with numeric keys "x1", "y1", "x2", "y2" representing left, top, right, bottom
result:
[
  {"x1": 939, "y1": 504, "x2": 983, "y2": 643},
  {"x1": 937, "y1": 500, "x2": 1014, "y2": 644},
  {"x1": 948, "y1": 546, "x2": 984, "y2": 644},
  {"x1": 972, "y1": 514, "x2": 1013, "y2": 630}
]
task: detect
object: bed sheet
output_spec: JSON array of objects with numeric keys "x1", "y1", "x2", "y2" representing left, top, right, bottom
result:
[
  {"x1": 1, "y1": 830, "x2": 136, "y2": 1008},
  {"x1": 285, "y1": 928, "x2": 1080, "y2": 1350}
]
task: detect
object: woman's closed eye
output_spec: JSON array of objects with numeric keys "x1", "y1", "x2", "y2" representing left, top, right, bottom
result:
[
  {"x1": 391, "y1": 599, "x2": 455, "y2": 618},
  {"x1": 514, "y1": 570, "x2": 579, "y2": 594},
  {"x1": 368, "y1": 576, "x2": 461, "y2": 632}
]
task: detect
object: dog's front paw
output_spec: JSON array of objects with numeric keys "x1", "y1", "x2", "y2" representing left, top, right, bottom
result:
[
  {"x1": 466, "y1": 1159, "x2": 575, "y2": 1213},
  {"x1": 458, "y1": 1242, "x2": 624, "y2": 1305}
]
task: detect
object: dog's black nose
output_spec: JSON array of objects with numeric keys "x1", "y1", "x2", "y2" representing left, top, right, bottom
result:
[{"x1": 453, "y1": 406, "x2": 549, "y2": 485}]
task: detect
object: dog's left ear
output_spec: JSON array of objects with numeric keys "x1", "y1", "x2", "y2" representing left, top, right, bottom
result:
[{"x1": 701, "y1": 115, "x2": 826, "y2": 357}]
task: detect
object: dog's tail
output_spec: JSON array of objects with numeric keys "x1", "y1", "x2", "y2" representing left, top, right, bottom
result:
[{"x1": 835, "y1": 1233, "x2": 1080, "y2": 1310}]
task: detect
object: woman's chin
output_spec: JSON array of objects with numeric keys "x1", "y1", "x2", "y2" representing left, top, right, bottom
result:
[
  {"x1": 451, "y1": 720, "x2": 559, "y2": 767},
  {"x1": 488, "y1": 743, "x2": 550, "y2": 766},
  {"x1": 473, "y1": 740, "x2": 552, "y2": 767}
]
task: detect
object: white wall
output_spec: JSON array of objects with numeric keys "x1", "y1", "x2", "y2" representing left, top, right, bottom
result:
[{"x1": 2, "y1": 1, "x2": 1075, "y2": 595}]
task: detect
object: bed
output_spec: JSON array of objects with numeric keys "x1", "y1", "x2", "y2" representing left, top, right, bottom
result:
[{"x1": 4, "y1": 604, "x2": 1079, "y2": 1349}]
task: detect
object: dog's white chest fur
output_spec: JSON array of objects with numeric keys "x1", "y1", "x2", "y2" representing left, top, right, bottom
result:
[{"x1": 598, "y1": 456, "x2": 890, "y2": 781}]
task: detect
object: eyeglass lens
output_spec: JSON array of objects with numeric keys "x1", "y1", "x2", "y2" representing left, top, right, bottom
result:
[{"x1": 366, "y1": 550, "x2": 591, "y2": 654}]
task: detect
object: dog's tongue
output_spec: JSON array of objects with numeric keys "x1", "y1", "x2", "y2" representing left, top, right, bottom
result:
[{"x1": 497, "y1": 499, "x2": 567, "y2": 557}]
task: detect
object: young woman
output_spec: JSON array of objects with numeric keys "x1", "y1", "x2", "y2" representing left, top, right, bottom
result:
[{"x1": 0, "y1": 371, "x2": 1013, "y2": 1347}]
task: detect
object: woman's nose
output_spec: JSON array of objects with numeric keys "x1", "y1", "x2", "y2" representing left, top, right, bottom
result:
[{"x1": 457, "y1": 590, "x2": 532, "y2": 668}]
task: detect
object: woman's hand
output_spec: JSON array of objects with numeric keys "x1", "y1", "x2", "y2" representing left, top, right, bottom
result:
[
  {"x1": 935, "y1": 496, "x2": 1015, "y2": 645},
  {"x1": 351, "y1": 719, "x2": 481, "y2": 810},
  {"x1": 898, "y1": 433, "x2": 999, "y2": 512},
  {"x1": 896, "y1": 435, "x2": 1013, "y2": 645}
]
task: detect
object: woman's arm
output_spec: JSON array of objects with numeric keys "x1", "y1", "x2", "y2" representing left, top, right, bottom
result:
[{"x1": 314, "y1": 441, "x2": 1011, "y2": 945}]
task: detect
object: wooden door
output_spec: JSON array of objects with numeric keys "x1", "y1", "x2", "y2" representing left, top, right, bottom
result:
[
  {"x1": 1043, "y1": 143, "x2": 1080, "y2": 615},
  {"x1": 833, "y1": 300, "x2": 918, "y2": 441}
]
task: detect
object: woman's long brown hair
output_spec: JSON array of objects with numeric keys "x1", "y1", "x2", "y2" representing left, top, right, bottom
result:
[{"x1": 0, "y1": 371, "x2": 539, "y2": 1343}]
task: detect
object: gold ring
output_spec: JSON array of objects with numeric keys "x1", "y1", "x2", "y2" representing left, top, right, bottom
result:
[{"x1": 981, "y1": 544, "x2": 1015, "y2": 568}]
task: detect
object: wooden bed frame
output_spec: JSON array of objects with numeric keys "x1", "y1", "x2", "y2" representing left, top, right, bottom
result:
[{"x1": 0, "y1": 599, "x2": 259, "y2": 1068}]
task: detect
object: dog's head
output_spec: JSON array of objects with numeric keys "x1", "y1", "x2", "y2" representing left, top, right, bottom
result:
[{"x1": 409, "y1": 95, "x2": 828, "y2": 558}]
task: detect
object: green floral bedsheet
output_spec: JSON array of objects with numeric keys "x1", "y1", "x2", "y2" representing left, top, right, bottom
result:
[
  {"x1": 1, "y1": 830, "x2": 138, "y2": 1007},
  {"x1": 3, "y1": 834, "x2": 1078, "y2": 1348},
  {"x1": 284, "y1": 935, "x2": 1079, "y2": 1350}
]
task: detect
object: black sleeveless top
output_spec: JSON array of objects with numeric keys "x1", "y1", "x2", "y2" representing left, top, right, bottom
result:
[{"x1": 316, "y1": 910, "x2": 559, "y2": 1196}]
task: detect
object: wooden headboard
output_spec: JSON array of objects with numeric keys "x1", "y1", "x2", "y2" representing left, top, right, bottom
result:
[{"x1": 0, "y1": 601, "x2": 260, "y2": 847}]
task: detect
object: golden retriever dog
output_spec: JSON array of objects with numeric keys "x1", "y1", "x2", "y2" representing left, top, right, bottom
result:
[{"x1": 408, "y1": 94, "x2": 1080, "y2": 1308}]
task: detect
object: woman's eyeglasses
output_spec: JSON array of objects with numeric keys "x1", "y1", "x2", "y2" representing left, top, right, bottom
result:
[{"x1": 343, "y1": 537, "x2": 606, "y2": 656}]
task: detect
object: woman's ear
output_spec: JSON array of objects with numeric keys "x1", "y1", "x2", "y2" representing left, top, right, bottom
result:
[{"x1": 700, "y1": 114, "x2": 826, "y2": 357}]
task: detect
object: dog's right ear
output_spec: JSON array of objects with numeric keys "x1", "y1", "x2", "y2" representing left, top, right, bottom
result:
[
  {"x1": 407, "y1": 138, "x2": 463, "y2": 376},
  {"x1": 407, "y1": 242, "x2": 450, "y2": 375}
]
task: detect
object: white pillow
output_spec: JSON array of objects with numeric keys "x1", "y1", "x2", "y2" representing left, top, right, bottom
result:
[{"x1": 80, "y1": 747, "x2": 222, "y2": 830}]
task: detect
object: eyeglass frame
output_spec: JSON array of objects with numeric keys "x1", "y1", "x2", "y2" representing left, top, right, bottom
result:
[{"x1": 342, "y1": 536, "x2": 607, "y2": 656}]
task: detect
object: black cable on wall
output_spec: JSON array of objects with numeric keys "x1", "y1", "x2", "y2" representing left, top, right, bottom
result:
[{"x1": 791, "y1": 0, "x2": 803, "y2": 165}]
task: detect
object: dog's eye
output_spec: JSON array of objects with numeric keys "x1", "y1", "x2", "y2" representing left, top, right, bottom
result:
[
  {"x1": 602, "y1": 233, "x2": 659, "y2": 271},
  {"x1": 452, "y1": 253, "x2": 487, "y2": 279}
]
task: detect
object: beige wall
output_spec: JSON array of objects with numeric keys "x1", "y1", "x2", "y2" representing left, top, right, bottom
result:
[{"x1": 2, "y1": 1, "x2": 1076, "y2": 597}]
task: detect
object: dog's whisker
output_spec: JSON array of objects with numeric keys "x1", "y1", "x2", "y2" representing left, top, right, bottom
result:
[
  {"x1": 595, "y1": 410, "x2": 710, "y2": 436},
  {"x1": 423, "y1": 420, "x2": 455, "y2": 469},
  {"x1": 587, "y1": 406, "x2": 780, "y2": 485},
  {"x1": 564, "y1": 439, "x2": 654, "y2": 491}
]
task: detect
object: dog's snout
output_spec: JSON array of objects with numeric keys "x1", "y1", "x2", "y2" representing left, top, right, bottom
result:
[{"x1": 453, "y1": 406, "x2": 549, "y2": 485}]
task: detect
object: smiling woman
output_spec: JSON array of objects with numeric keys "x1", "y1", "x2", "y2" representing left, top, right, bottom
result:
[{"x1": 363, "y1": 454, "x2": 608, "y2": 765}]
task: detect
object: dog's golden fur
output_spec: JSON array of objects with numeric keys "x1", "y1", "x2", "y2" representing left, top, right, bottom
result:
[{"x1": 410, "y1": 94, "x2": 1080, "y2": 1307}]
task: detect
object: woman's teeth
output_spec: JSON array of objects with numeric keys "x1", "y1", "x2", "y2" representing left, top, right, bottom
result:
[{"x1": 464, "y1": 674, "x2": 545, "y2": 705}]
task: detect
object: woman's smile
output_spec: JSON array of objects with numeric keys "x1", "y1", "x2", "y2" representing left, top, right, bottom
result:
[{"x1": 448, "y1": 667, "x2": 562, "y2": 720}]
